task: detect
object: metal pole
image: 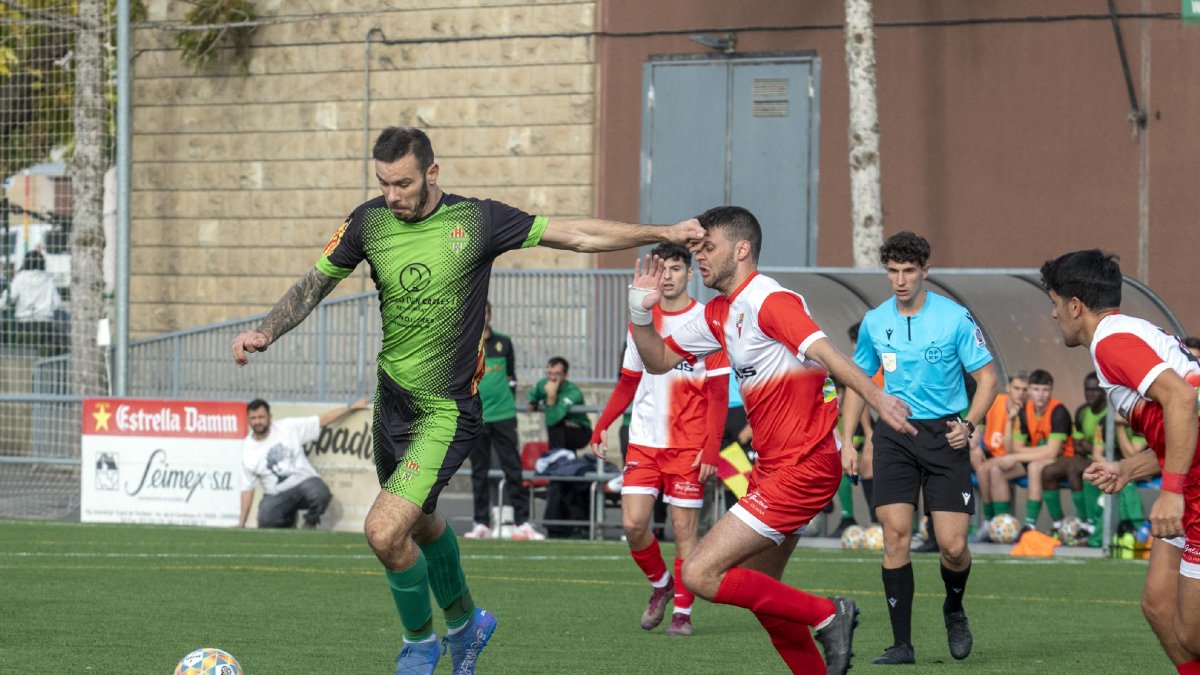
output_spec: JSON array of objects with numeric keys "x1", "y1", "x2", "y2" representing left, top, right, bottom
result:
[
  {"x1": 1102, "y1": 405, "x2": 1116, "y2": 557},
  {"x1": 114, "y1": 0, "x2": 132, "y2": 396}
]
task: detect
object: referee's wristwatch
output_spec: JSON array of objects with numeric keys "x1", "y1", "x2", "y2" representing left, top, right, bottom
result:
[{"x1": 958, "y1": 417, "x2": 976, "y2": 437}]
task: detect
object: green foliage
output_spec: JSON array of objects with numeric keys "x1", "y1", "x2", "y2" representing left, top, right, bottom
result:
[
  {"x1": 0, "y1": 520, "x2": 1164, "y2": 673},
  {"x1": 0, "y1": 0, "x2": 145, "y2": 181},
  {"x1": 174, "y1": 0, "x2": 256, "y2": 75}
]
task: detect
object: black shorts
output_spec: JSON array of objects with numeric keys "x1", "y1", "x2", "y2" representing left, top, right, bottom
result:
[
  {"x1": 872, "y1": 416, "x2": 974, "y2": 515},
  {"x1": 373, "y1": 369, "x2": 483, "y2": 514}
]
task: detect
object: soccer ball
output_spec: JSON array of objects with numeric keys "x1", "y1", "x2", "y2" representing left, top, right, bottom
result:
[
  {"x1": 840, "y1": 525, "x2": 866, "y2": 550},
  {"x1": 863, "y1": 524, "x2": 884, "y2": 551},
  {"x1": 1057, "y1": 516, "x2": 1084, "y2": 544},
  {"x1": 174, "y1": 647, "x2": 242, "y2": 675},
  {"x1": 989, "y1": 513, "x2": 1021, "y2": 544}
]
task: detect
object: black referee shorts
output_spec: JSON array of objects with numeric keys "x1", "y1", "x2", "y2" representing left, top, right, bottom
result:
[{"x1": 872, "y1": 416, "x2": 975, "y2": 515}]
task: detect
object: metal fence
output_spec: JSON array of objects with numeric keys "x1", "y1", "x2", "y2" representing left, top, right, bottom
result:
[{"x1": 116, "y1": 268, "x2": 630, "y2": 402}]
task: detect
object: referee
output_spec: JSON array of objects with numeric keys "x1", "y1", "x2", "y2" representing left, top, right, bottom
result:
[{"x1": 839, "y1": 232, "x2": 997, "y2": 666}]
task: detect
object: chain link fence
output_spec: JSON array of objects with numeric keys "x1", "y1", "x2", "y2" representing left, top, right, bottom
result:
[{"x1": 1, "y1": 1, "x2": 118, "y2": 521}]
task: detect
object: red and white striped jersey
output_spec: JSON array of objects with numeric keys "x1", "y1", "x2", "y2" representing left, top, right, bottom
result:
[
  {"x1": 624, "y1": 301, "x2": 728, "y2": 449},
  {"x1": 664, "y1": 272, "x2": 839, "y2": 470},
  {"x1": 1091, "y1": 312, "x2": 1200, "y2": 465}
]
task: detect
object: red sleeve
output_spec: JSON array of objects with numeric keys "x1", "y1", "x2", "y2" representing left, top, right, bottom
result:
[
  {"x1": 702, "y1": 373, "x2": 729, "y2": 465},
  {"x1": 758, "y1": 292, "x2": 824, "y2": 357},
  {"x1": 590, "y1": 371, "x2": 642, "y2": 445},
  {"x1": 1094, "y1": 333, "x2": 1165, "y2": 393}
]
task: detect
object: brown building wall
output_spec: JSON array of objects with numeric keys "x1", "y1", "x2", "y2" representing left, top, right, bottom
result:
[
  {"x1": 130, "y1": 1, "x2": 600, "y2": 338},
  {"x1": 596, "y1": 0, "x2": 1200, "y2": 332}
]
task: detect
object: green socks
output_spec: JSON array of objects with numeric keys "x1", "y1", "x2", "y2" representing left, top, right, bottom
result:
[
  {"x1": 983, "y1": 502, "x2": 995, "y2": 520},
  {"x1": 1118, "y1": 483, "x2": 1145, "y2": 522},
  {"x1": 994, "y1": 500, "x2": 1011, "y2": 516},
  {"x1": 1024, "y1": 499, "x2": 1042, "y2": 528},
  {"x1": 420, "y1": 525, "x2": 474, "y2": 629},
  {"x1": 838, "y1": 475, "x2": 855, "y2": 519},
  {"x1": 386, "y1": 554, "x2": 434, "y2": 641},
  {"x1": 1044, "y1": 491, "x2": 1064, "y2": 521}
]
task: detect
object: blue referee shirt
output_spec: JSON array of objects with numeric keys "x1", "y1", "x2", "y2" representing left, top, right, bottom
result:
[{"x1": 852, "y1": 290, "x2": 993, "y2": 420}]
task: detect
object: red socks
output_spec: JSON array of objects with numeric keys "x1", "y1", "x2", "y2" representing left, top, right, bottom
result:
[
  {"x1": 630, "y1": 539, "x2": 669, "y2": 586},
  {"x1": 673, "y1": 557, "x2": 694, "y2": 613},
  {"x1": 713, "y1": 566, "x2": 835, "y2": 625}
]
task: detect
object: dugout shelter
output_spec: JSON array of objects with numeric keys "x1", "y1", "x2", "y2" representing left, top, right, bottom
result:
[{"x1": 752, "y1": 268, "x2": 1185, "y2": 409}]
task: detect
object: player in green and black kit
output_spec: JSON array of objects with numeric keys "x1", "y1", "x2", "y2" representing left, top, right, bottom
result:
[{"x1": 231, "y1": 127, "x2": 704, "y2": 675}]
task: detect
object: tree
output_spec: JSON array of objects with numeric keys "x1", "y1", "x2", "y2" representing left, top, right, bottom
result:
[
  {"x1": 844, "y1": 0, "x2": 883, "y2": 268},
  {"x1": 69, "y1": 0, "x2": 105, "y2": 395}
]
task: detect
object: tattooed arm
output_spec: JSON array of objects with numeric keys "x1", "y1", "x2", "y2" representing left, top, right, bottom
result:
[{"x1": 231, "y1": 268, "x2": 340, "y2": 366}]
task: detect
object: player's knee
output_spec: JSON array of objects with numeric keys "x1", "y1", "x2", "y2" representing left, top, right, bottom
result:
[
  {"x1": 1140, "y1": 589, "x2": 1173, "y2": 633},
  {"x1": 1176, "y1": 623, "x2": 1200, "y2": 657},
  {"x1": 622, "y1": 514, "x2": 649, "y2": 541},
  {"x1": 680, "y1": 558, "x2": 716, "y2": 600},
  {"x1": 364, "y1": 514, "x2": 411, "y2": 564}
]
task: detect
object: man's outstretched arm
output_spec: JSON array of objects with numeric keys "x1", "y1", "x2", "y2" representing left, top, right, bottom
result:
[
  {"x1": 539, "y1": 217, "x2": 704, "y2": 253},
  {"x1": 232, "y1": 268, "x2": 340, "y2": 366}
]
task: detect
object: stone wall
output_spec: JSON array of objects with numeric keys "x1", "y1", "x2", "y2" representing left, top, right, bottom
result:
[{"x1": 131, "y1": 1, "x2": 598, "y2": 338}]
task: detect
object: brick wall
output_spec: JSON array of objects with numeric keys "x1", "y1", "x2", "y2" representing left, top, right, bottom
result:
[{"x1": 131, "y1": 1, "x2": 598, "y2": 338}]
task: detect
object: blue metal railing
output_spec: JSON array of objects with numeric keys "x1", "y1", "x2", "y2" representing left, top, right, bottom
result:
[{"x1": 115, "y1": 269, "x2": 629, "y2": 401}]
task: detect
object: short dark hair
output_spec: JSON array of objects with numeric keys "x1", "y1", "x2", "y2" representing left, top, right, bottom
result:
[
  {"x1": 247, "y1": 399, "x2": 270, "y2": 414},
  {"x1": 879, "y1": 231, "x2": 931, "y2": 267},
  {"x1": 547, "y1": 356, "x2": 569, "y2": 373},
  {"x1": 1083, "y1": 371, "x2": 1100, "y2": 386},
  {"x1": 697, "y1": 206, "x2": 762, "y2": 263},
  {"x1": 650, "y1": 242, "x2": 692, "y2": 266},
  {"x1": 372, "y1": 126, "x2": 435, "y2": 171},
  {"x1": 21, "y1": 249, "x2": 45, "y2": 271},
  {"x1": 1028, "y1": 369, "x2": 1054, "y2": 387},
  {"x1": 1184, "y1": 337, "x2": 1200, "y2": 351},
  {"x1": 847, "y1": 321, "x2": 862, "y2": 343},
  {"x1": 1039, "y1": 249, "x2": 1122, "y2": 312}
]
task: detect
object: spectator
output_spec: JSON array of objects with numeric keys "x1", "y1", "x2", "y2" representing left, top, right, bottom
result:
[
  {"x1": 1, "y1": 249, "x2": 63, "y2": 354},
  {"x1": 464, "y1": 302, "x2": 544, "y2": 541},
  {"x1": 528, "y1": 356, "x2": 592, "y2": 450},
  {"x1": 973, "y1": 371, "x2": 1030, "y2": 539},
  {"x1": 237, "y1": 396, "x2": 371, "y2": 529}
]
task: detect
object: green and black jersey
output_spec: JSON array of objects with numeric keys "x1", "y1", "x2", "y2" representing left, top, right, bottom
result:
[
  {"x1": 478, "y1": 331, "x2": 517, "y2": 423},
  {"x1": 316, "y1": 193, "x2": 546, "y2": 399}
]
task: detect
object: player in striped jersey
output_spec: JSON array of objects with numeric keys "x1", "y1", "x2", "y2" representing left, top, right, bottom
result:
[
  {"x1": 1041, "y1": 249, "x2": 1200, "y2": 673},
  {"x1": 626, "y1": 206, "x2": 915, "y2": 675},
  {"x1": 591, "y1": 242, "x2": 728, "y2": 637}
]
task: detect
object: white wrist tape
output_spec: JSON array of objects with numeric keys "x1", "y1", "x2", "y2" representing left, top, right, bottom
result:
[{"x1": 627, "y1": 285, "x2": 654, "y2": 326}]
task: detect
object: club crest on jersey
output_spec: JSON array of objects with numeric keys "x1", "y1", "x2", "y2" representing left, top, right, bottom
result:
[
  {"x1": 881, "y1": 352, "x2": 897, "y2": 372},
  {"x1": 736, "y1": 313, "x2": 745, "y2": 337},
  {"x1": 448, "y1": 225, "x2": 469, "y2": 253},
  {"x1": 323, "y1": 217, "x2": 350, "y2": 256}
]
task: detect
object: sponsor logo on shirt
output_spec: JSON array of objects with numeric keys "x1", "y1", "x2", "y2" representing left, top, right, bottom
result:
[
  {"x1": 881, "y1": 352, "x2": 897, "y2": 372},
  {"x1": 399, "y1": 262, "x2": 433, "y2": 292}
]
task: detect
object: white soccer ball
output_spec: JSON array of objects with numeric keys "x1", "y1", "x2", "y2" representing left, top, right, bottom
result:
[
  {"x1": 989, "y1": 513, "x2": 1021, "y2": 544},
  {"x1": 174, "y1": 647, "x2": 242, "y2": 675},
  {"x1": 1057, "y1": 516, "x2": 1084, "y2": 543},
  {"x1": 840, "y1": 524, "x2": 866, "y2": 550},
  {"x1": 863, "y1": 524, "x2": 884, "y2": 551}
]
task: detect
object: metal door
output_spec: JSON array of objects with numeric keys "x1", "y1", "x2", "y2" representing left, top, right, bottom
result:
[{"x1": 640, "y1": 54, "x2": 821, "y2": 277}]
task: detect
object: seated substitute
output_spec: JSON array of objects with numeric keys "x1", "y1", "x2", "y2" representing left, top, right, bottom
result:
[
  {"x1": 528, "y1": 356, "x2": 592, "y2": 450},
  {"x1": 237, "y1": 396, "x2": 371, "y2": 529},
  {"x1": 973, "y1": 371, "x2": 1030, "y2": 539}
]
